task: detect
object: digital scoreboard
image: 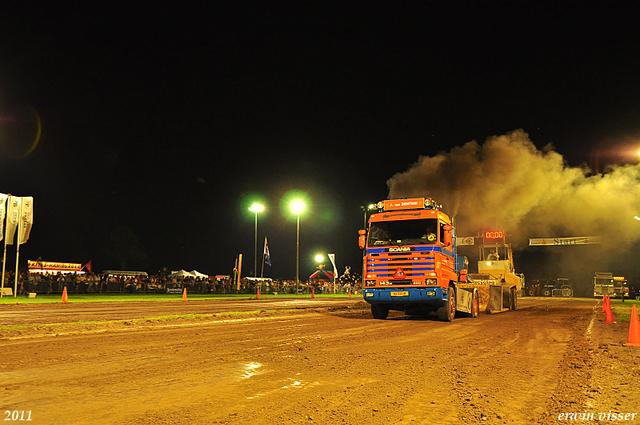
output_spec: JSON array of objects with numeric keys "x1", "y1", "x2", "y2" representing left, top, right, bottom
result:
[
  {"x1": 484, "y1": 231, "x2": 503, "y2": 239},
  {"x1": 483, "y1": 231, "x2": 504, "y2": 242}
]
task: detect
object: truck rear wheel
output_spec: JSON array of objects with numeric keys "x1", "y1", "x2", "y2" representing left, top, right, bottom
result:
[
  {"x1": 437, "y1": 287, "x2": 456, "y2": 322},
  {"x1": 371, "y1": 304, "x2": 389, "y2": 320}
]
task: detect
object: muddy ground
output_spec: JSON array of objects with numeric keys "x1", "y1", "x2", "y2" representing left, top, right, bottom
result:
[{"x1": 1, "y1": 297, "x2": 638, "y2": 424}]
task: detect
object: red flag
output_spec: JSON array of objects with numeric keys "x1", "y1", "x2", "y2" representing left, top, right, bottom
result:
[{"x1": 84, "y1": 260, "x2": 93, "y2": 274}]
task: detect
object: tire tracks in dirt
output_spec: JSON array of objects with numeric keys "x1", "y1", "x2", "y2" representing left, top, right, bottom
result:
[{"x1": 1, "y1": 297, "x2": 607, "y2": 424}]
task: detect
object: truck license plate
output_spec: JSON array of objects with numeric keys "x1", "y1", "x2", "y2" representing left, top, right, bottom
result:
[{"x1": 390, "y1": 291, "x2": 409, "y2": 297}]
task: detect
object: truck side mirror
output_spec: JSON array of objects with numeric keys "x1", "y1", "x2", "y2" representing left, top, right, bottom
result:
[
  {"x1": 358, "y1": 229, "x2": 367, "y2": 249},
  {"x1": 443, "y1": 225, "x2": 452, "y2": 247}
]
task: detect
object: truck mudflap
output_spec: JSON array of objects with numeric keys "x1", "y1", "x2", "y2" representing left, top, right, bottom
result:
[{"x1": 455, "y1": 286, "x2": 478, "y2": 315}]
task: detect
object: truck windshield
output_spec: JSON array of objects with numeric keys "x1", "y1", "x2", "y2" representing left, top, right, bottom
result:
[{"x1": 368, "y1": 219, "x2": 438, "y2": 246}]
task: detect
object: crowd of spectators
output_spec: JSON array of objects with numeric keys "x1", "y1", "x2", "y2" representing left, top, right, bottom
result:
[{"x1": 4, "y1": 270, "x2": 362, "y2": 296}]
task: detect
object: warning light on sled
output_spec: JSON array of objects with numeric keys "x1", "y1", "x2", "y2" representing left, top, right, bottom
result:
[{"x1": 484, "y1": 231, "x2": 504, "y2": 240}]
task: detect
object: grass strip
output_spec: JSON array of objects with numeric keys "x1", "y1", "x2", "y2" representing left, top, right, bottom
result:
[
  {"x1": 609, "y1": 299, "x2": 640, "y2": 323},
  {"x1": 0, "y1": 292, "x2": 356, "y2": 304}
]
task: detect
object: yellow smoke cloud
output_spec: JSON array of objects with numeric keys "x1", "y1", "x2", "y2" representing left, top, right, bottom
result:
[{"x1": 387, "y1": 129, "x2": 640, "y2": 249}]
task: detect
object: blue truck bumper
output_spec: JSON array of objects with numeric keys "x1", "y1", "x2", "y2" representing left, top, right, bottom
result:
[{"x1": 363, "y1": 287, "x2": 447, "y2": 305}]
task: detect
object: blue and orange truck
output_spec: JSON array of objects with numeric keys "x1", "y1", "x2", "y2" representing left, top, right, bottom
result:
[{"x1": 359, "y1": 198, "x2": 522, "y2": 321}]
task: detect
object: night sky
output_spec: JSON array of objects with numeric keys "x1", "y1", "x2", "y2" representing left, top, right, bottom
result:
[{"x1": 1, "y1": 2, "x2": 639, "y2": 283}]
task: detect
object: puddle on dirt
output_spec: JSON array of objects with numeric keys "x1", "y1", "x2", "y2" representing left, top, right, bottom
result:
[
  {"x1": 282, "y1": 380, "x2": 304, "y2": 389},
  {"x1": 280, "y1": 373, "x2": 319, "y2": 390},
  {"x1": 246, "y1": 373, "x2": 320, "y2": 400},
  {"x1": 241, "y1": 362, "x2": 263, "y2": 379},
  {"x1": 247, "y1": 376, "x2": 376, "y2": 401}
]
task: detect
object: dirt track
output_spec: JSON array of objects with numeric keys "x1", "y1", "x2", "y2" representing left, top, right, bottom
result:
[{"x1": 1, "y1": 297, "x2": 638, "y2": 424}]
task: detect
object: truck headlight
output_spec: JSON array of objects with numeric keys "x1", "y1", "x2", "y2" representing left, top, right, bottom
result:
[
  {"x1": 365, "y1": 280, "x2": 376, "y2": 287},
  {"x1": 425, "y1": 279, "x2": 437, "y2": 285}
]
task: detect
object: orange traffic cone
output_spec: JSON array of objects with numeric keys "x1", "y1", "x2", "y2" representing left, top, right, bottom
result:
[
  {"x1": 311, "y1": 288, "x2": 315, "y2": 298},
  {"x1": 256, "y1": 287, "x2": 260, "y2": 299},
  {"x1": 605, "y1": 298, "x2": 615, "y2": 323},
  {"x1": 61, "y1": 286, "x2": 69, "y2": 303},
  {"x1": 348, "y1": 288, "x2": 352, "y2": 297},
  {"x1": 602, "y1": 295, "x2": 608, "y2": 312},
  {"x1": 182, "y1": 287, "x2": 188, "y2": 301},
  {"x1": 624, "y1": 304, "x2": 640, "y2": 347}
]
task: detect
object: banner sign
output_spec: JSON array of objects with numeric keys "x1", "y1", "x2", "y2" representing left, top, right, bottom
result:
[
  {"x1": 328, "y1": 253, "x2": 338, "y2": 279},
  {"x1": 18, "y1": 197, "x2": 33, "y2": 245},
  {"x1": 0, "y1": 194, "x2": 7, "y2": 242},
  {"x1": 166, "y1": 288, "x2": 183, "y2": 294},
  {"x1": 457, "y1": 236, "x2": 475, "y2": 246},
  {"x1": 5, "y1": 196, "x2": 21, "y2": 245},
  {"x1": 529, "y1": 236, "x2": 602, "y2": 246},
  {"x1": 27, "y1": 260, "x2": 83, "y2": 272}
]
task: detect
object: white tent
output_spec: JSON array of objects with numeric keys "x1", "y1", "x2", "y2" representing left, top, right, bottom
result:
[
  {"x1": 190, "y1": 270, "x2": 208, "y2": 278},
  {"x1": 245, "y1": 277, "x2": 272, "y2": 282},
  {"x1": 169, "y1": 270, "x2": 209, "y2": 278}
]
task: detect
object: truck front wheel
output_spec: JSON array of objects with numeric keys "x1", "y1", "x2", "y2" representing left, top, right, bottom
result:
[
  {"x1": 437, "y1": 286, "x2": 456, "y2": 322},
  {"x1": 371, "y1": 304, "x2": 389, "y2": 320}
]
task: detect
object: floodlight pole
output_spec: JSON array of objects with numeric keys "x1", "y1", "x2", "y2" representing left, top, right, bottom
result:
[
  {"x1": 289, "y1": 199, "x2": 305, "y2": 295},
  {"x1": 253, "y1": 211, "x2": 258, "y2": 278},
  {"x1": 249, "y1": 203, "x2": 264, "y2": 278},
  {"x1": 296, "y1": 214, "x2": 300, "y2": 294}
]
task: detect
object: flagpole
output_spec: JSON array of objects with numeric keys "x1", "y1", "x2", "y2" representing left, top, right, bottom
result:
[
  {"x1": 0, "y1": 194, "x2": 10, "y2": 298},
  {"x1": 260, "y1": 252, "x2": 265, "y2": 278},
  {"x1": 0, "y1": 244, "x2": 6, "y2": 298},
  {"x1": 261, "y1": 237, "x2": 266, "y2": 278},
  {"x1": 13, "y1": 199, "x2": 24, "y2": 298},
  {"x1": 13, "y1": 241, "x2": 20, "y2": 298}
]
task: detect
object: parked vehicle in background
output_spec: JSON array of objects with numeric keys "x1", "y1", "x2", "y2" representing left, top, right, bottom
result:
[
  {"x1": 613, "y1": 276, "x2": 629, "y2": 301},
  {"x1": 527, "y1": 278, "x2": 572, "y2": 297},
  {"x1": 593, "y1": 272, "x2": 615, "y2": 298}
]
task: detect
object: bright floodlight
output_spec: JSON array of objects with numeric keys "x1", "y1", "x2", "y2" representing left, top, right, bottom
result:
[
  {"x1": 634, "y1": 216, "x2": 640, "y2": 221},
  {"x1": 315, "y1": 254, "x2": 324, "y2": 263},
  {"x1": 249, "y1": 203, "x2": 265, "y2": 213},
  {"x1": 290, "y1": 199, "x2": 305, "y2": 215}
]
